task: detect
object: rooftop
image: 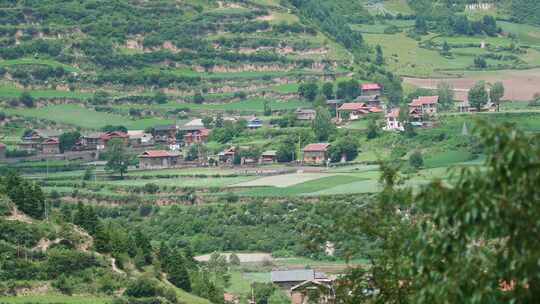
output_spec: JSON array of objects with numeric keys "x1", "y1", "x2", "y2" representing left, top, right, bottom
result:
[
  {"x1": 303, "y1": 143, "x2": 330, "y2": 152},
  {"x1": 271, "y1": 269, "x2": 315, "y2": 283},
  {"x1": 139, "y1": 150, "x2": 179, "y2": 158},
  {"x1": 410, "y1": 96, "x2": 439, "y2": 107},
  {"x1": 361, "y1": 83, "x2": 382, "y2": 91}
]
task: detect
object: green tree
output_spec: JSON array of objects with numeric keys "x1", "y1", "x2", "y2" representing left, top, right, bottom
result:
[
  {"x1": 322, "y1": 82, "x2": 334, "y2": 99},
  {"x1": 436, "y1": 82, "x2": 455, "y2": 111},
  {"x1": 105, "y1": 138, "x2": 129, "y2": 178},
  {"x1": 468, "y1": 81, "x2": 488, "y2": 111},
  {"x1": 59, "y1": 131, "x2": 81, "y2": 153},
  {"x1": 375, "y1": 44, "x2": 384, "y2": 65},
  {"x1": 166, "y1": 250, "x2": 192, "y2": 292},
  {"x1": 329, "y1": 136, "x2": 359, "y2": 162},
  {"x1": 193, "y1": 92, "x2": 205, "y2": 104},
  {"x1": 19, "y1": 91, "x2": 34, "y2": 108},
  {"x1": 263, "y1": 100, "x2": 272, "y2": 116},
  {"x1": 154, "y1": 91, "x2": 167, "y2": 104},
  {"x1": 229, "y1": 253, "x2": 241, "y2": 266},
  {"x1": 312, "y1": 107, "x2": 335, "y2": 142},
  {"x1": 409, "y1": 150, "x2": 424, "y2": 169},
  {"x1": 298, "y1": 82, "x2": 319, "y2": 101},
  {"x1": 366, "y1": 118, "x2": 379, "y2": 140},
  {"x1": 2, "y1": 172, "x2": 45, "y2": 219},
  {"x1": 489, "y1": 82, "x2": 505, "y2": 111}
]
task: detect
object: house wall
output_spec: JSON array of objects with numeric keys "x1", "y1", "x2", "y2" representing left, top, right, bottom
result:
[
  {"x1": 42, "y1": 144, "x2": 60, "y2": 155},
  {"x1": 303, "y1": 151, "x2": 327, "y2": 164},
  {"x1": 139, "y1": 156, "x2": 178, "y2": 169}
]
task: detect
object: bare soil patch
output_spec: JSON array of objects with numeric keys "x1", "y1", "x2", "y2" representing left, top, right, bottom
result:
[{"x1": 403, "y1": 68, "x2": 540, "y2": 101}]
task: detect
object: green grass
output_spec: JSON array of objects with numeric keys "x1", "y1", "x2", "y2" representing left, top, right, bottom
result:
[
  {"x1": 239, "y1": 175, "x2": 367, "y2": 196},
  {"x1": 103, "y1": 176, "x2": 256, "y2": 188},
  {"x1": 3, "y1": 104, "x2": 174, "y2": 130},
  {"x1": 0, "y1": 295, "x2": 112, "y2": 304},
  {"x1": 0, "y1": 58, "x2": 80, "y2": 72},
  {"x1": 499, "y1": 21, "x2": 540, "y2": 47},
  {"x1": 0, "y1": 86, "x2": 93, "y2": 100},
  {"x1": 424, "y1": 150, "x2": 474, "y2": 168},
  {"x1": 383, "y1": 0, "x2": 414, "y2": 15}
]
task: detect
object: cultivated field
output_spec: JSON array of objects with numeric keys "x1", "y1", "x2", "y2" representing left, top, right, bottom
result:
[{"x1": 403, "y1": 68, "x2": 540, "y2": 101}]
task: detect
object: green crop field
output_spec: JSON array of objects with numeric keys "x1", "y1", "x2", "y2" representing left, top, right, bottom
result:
[
  {"x1": 0, "y1": 86, "x2": 93, "y2": 100},
  {"x1": 0, "y1": 295, "x2": 112, "y2": 304},
  {"x1": 3, "y1": 104, "x2": 174, "y2": 130},
  {"x1": 103, "y1": 176, "x2": 256, "y2": 188},
  {"x1": 0, "y1": 58, "x2": 81, "y2": 72}
]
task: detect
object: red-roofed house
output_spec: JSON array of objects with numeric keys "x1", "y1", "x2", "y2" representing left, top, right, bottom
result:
[
  {"x1": 303, "y1": 143, "x2": 330, "y2": 164},
  {"x1": 41, "y1": 138, "x2": 60, "y2": 154},
  {"x1": 361, "y1": 83, "x2": 382, "y2": 95},
  {"x1": 138, "y1": 150, "x2": 181, "y2": 169},
  {"x1": 337, "y1": 103, "x2": 383, "y2": 121},
  {"x1": 100, "y1": 131, "x2": 129, "y2": 148},
  {"x1": 384, "y1": 108, "x2": 404, "y2": 131},
  {"x1": 0, "y1": 143, "x2": 6, "y2": 159},
  {"x1": 409, "y1": 96, "x2": 439, "y2": 118},
  {"x1": 184, "y1": 128, "x2": 211, "y2": 145},
  {"x1": 218, "y1": 147, "x2": 236, "y2": 164}
]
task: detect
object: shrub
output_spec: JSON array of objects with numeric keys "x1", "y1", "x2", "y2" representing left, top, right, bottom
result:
[
  {"x1": 124, "y1": 277, "x2": 161, "y2": 298},
  {"x1": 409, "y1": 151, "x2": 424, "y2": 169}
]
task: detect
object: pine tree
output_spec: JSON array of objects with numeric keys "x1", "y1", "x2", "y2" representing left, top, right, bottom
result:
[
  {"x1": 167, "y1": 250, "x2": 191, "y2": 292},
  {"x1": 94, "y1": 223, "x2": 112, "y2": 253}
]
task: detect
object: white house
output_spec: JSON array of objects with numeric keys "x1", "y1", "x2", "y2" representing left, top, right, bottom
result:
[{"x1": 384, "y1": 108, "x2": 404, "y2": 131}]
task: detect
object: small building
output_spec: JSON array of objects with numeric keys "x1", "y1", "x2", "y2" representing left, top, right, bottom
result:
[
  {"x1": 153, "y1": 125, "x2": 178, "y2": 142},
  {"x1": 184, "y1": 128, "x2": 211, "y2": 145},
  {"x1": 409, "y1": 96, "x2": 439, "y2": 117},
  {"x1": 354, "y1": 94, "x2": 380, "y2": 106},
  {"x1": 271, "y1": 270, "x2": 329, "y2": 291},
  {"x1": 0, "y1": 143, "x2": 6, "y2": 159},
  {"x1": 295, "y1": 108, "x2": 316, "y2": 121},
  {"x1": 384, "y1": 108, "x2": 404, "y2": 131},
  {"x1": 41, "y1": 138, "x2": 60, "y2": 154},
  {"x1": 260, "y1": 150, "x2": 278, "y2": 163},
  {"x1": 18, "y1": 129, "x2": 62, "y2": 153},
  {"x1": 128, "y1": 130, "x2": 154, "y2": 147},
  {"x1": 138, "y1": 150, "x2": 181, "y2": 170},
  {"x1": 361, "y1": 83, "x2": 382, "y2": 95},
  {"x1": 291, "y1": 280, "x2": 334, "y2": 304},
  {"x1": 100, "y1": 131, "x2": 129, "y2": 148},
  {"x1": 247, "y1": 117, "x2": 263, "y2": 129},
  {"x1": 219, "y1": 147, "x2": 236, "y2": 164},
  {"x1": 303, "y1": 143, "x2": 330, "y2": 165},
  {"x1": 81, "y1": 132, "x2": 103, "y2": 150},
  {"x1": 337, "y1": 103, "x2": 382, "y2": 121}
]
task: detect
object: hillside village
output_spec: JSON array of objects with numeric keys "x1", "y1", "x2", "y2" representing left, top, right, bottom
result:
[{"x1": 1, "y1": 0, "x2": 540, "y2": 304}]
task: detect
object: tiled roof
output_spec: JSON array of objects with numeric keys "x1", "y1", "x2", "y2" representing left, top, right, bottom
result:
[
  {"x1": 100, "y1": 131, "x2": 128, "y2": 140},
  {"x1": 139, "y1": 150, "x2": 177, "y2": 158},
  {"x1": 410, "y1": 96, "x2": 439, "y2": 107},
  {"x1": 361, "y1": 83, "x2": 381, "y2": 91},
  {"x1": 42, "y1": 138, "x2": 60, "y2": 144},
  {"x1": 338, "y1": 103, "x2": 368, "y2": 111},
  {"x1": 304, "y1": 143, "x2": 330, "y2": 152},
  {"x1": 262, "y1": 150, "x2": 277, "y2": 156},
  {"x1": 386, "y1": 108, "x2": 400, "y2": 118},
  {"x1": 271, "y1": 270, "x2": 315, "y2": 283}
]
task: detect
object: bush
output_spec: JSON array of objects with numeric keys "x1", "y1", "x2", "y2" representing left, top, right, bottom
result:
[
  {"x1": 52, "y1": 274, "x2": 75, "y2": 295},
  {"x1": 409, "y1": 151, "x2": 424, "y2": 169},
  {"x1": 124, "y1": 277, "x2": 161, "y2": 298}
]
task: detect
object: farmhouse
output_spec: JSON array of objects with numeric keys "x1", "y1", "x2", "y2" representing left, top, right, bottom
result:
[
  {"x1": 138, "y1": 150, "x2": 181, "y2": 169},
  {"x1": 456, "y1": 100, "x2": 471, "y2": 113},
  {"x1": 303, "y1": 143, "x2": 330, "y2": 164},
  {"x1": 354, "y1": 94, "x2": 381, "y2": 106},
  {"x1": 384, "y1": 108, "x2": 404, "y2": 131},
  {"x1": 291, "y1": 280, "x2": 334, "y2": 304},
  {"x1": 260, "y1": 150, "x2": 278, "y2": 163},
  {"x1": 128, "y1": 130, "x2": 154, "y2": 147},
  {"x1": 271, "y1": 269, "x2": 330, "y2": 291},
  {"x1": 219, "y1": 147, "x2": 236, "y2": 164},
  {"x1": 100, "y1": 131, "x2": 129, "y2": 147},
  {"x1": 18, "y1": 129, "x2": 62, "y2": 153},
  {"x1": 0, "y1": 143, "x2": 6, "y2": 159},
  {"x1": 361, "y1": 83, "x2": 382, "y2": 95},
  {"x1": 337, "y1": 103, "x2": 382, "y2": 121},
  {"x1": 81, "y1": 132, "x2": 103, "y2": 150},
  {"x1": 409, "y1": 96, "x2": 439, "y2": 117},
  {"x1": 153, "y1": 125, "x2": 178, "y2": 142},
  {"x1": 295, "y1": 108, "x2": 317, "y2": 121},
  {"x1": 41, "y1": 138, "x2": 60, "y2": 155},
  {"x1": 183, "y1": 128, "x2": 211, "y2": 145}
]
